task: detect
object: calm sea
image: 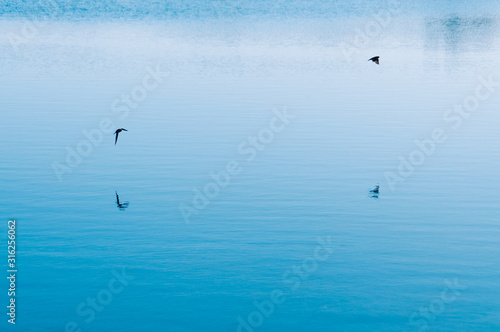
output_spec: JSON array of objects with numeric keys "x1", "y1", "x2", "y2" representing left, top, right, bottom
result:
[{"x1": 1, "y1": 1, "x2": 499, "y2": 331}]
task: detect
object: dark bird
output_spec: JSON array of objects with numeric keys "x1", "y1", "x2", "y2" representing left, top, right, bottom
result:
[
  {"x1": 115, "y1": 191, "x2": 129, "y2": 211},
  {"x1": 114, "y1": 128, "x2": 128, "y2": 145},
  {"x1": 368, "y1": 56, "x2": 380, "y2": 65},
  {"x1": 370, "y1": 185, "x2": 380, "y2": 194}
]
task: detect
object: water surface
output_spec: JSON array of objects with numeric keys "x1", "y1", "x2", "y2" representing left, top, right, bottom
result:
[{"x1": 1, "y1": 1, "x2": 500, "y2": 331}]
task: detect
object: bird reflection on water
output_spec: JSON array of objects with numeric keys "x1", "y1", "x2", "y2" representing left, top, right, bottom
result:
[
  {"x1": 115, "y1": 191, "x2": 129, "y2": 211},
  {"x1": 369, "y1": 185, "x2": 379, "y2": 199}
]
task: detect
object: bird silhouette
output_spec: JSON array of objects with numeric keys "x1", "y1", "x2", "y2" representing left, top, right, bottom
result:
[
  {"x1": 114, "y1": 128, "x2": 128, "y2": 145},
  {"x1": 369, "y1": 56, "x2": 380, "y2": 65}
]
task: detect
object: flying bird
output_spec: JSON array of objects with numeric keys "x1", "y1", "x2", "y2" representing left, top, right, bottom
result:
[
  {"x1": 368, "y1": 56, "x2": 380, "y2": 65},
  {"x1": 370, "y1": 185, "x2": 380, "y2": 194},
  {"x1": 114, "y1": 128, "x2": 128, "y2": 145}
]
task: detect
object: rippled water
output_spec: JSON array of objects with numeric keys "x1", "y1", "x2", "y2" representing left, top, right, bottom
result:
[{"x1": 1, "y1": 1, "x2": 500, "y2": 331}]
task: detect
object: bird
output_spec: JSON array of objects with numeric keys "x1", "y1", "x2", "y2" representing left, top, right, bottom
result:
[
  {"x1": 370, "y1": 185, "x2": 380, "y2": 194},
  {"x1": 114, "y1": 128, "x2": 128, "y2": 145},
  {"x1": 368, "y1": 56, "x2": 380, "y2": 65}
]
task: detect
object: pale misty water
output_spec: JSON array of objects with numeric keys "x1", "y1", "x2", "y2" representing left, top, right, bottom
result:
[{"x1": 1, "y1": 1, "x2": 500, "y2": 331}]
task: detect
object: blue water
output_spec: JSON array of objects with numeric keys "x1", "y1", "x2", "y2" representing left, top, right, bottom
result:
[{"x1": 1, "y1": 1, "x2": 500, "y2": 331}]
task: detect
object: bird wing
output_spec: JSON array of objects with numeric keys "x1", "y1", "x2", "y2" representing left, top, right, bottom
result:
[
  {"x1": 375, "y1": 59, "x2": 379, "y2": 64},
  {"x1": 115, "y1": 132, "x2": 119, "y2": 145}
]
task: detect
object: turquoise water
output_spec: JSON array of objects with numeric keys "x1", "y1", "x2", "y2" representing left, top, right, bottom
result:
[{"x1": 1, "y1": 1, "x2": 500, "y2": 331}]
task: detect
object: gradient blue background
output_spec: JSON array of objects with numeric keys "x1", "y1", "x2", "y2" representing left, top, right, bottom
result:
[{"x1": 1, "y1": 0, "x2": 500, "y2": 331}]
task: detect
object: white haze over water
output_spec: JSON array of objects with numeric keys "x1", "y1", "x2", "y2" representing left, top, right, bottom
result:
[{"x1": 1, "y1": 0, "x2": 499, "y2": 80}]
